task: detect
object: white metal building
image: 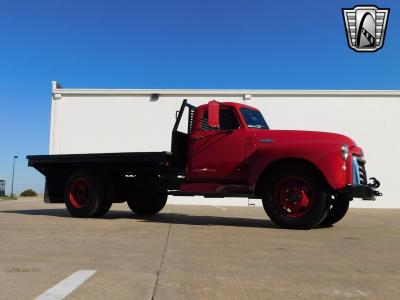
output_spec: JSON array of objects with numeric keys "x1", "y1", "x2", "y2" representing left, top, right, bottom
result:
[{"x1": 50, "y1": 81, "x2": 400, "y2": 208}]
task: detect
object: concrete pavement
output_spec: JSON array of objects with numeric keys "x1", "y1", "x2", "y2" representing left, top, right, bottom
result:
[{"x1": 0, "y1": 197, "x2": 399, "y2": 299}]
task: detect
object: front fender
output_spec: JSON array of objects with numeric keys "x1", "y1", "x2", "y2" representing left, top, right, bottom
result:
[{"x1": 247, "y1": 142, "x2": 349, "y2": 190}]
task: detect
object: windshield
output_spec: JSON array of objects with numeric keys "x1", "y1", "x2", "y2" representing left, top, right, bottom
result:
[{"x1": 240, "y1": 108, "x2": 269, "y2": 129}]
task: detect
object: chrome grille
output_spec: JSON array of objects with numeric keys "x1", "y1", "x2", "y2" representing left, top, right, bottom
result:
[
  {"x1": 357, "y1": 158, "x2": 367, "y2": 185},
  {"x1": 352, "y1": 156, "x2": 367, "y2": 185}
]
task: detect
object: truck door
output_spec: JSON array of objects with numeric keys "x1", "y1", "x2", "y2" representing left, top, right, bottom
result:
[{"x1": 187, "y1": 107, "x2": 246, "y2": 183}]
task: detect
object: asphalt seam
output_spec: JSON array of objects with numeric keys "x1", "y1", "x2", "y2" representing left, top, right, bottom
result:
[{"x1": 150, "y1": 206, "x2": 173, "y2": 300}]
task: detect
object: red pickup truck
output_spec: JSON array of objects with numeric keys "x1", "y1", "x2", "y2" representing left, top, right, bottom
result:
[{"x1": 28, "y1": 100, "x2": 381, "y2": 229}]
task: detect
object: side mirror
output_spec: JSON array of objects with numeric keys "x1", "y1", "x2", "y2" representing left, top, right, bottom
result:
[{"x1": 208, "y1": 100, "x2": 220, "y2": 128}]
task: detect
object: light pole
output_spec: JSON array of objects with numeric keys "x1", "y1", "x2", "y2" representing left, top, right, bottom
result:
[{"x1": 11, "y1": 156, "x2": 18, "y2": 197}]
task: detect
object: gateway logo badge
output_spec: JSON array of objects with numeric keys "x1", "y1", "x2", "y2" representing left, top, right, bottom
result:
[{"x1": 342, "y1": 5, "x2": 389, "y2": 52}]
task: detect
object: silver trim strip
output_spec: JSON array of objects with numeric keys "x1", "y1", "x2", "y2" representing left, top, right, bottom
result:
[{"x1": 352, "y1": 156, "x2": 361, "y2": 185}]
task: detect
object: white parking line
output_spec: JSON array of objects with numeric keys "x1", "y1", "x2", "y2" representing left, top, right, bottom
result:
[
  {"x1": 213, "y1": 205, "x2": 227, "y2": 210},
  {"x1": 35, "y1": 270, "x2": 96, "y2": 300}
]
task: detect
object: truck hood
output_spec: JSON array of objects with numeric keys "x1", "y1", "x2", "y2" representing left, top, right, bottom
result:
[{"x1": 254, "y1": 130, "x2": 357, "y2": 148}]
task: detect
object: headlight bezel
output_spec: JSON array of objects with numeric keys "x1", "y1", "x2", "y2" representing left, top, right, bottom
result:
[{"x1": 341, "y1": 144, "x2": 349, "y2": 160}]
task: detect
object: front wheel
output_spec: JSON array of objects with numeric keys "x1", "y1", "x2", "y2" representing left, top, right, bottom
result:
[
  {"x1": 127, "y1": 190, "x2": 167, "y2": 215},
  {"x1": 262, "y1": 169, "x2": 330, "y2": 229},
  {"x1": 320, "y1": 196, "x2": 350, "y2": 226}
]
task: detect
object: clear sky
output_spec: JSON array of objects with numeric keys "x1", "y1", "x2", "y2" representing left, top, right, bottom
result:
[{"x1": 0, "y1": 0, "x2": 399, "y2": 194}]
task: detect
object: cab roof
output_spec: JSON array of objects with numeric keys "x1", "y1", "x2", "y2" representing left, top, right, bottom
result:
[{"x1": 196, "y1": 101, "x2": 259, "y2": 111}]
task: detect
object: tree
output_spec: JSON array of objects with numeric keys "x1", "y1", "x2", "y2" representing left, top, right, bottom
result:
[{"x1": 20, "y1": 189, "x2": 38, "y2": 197}]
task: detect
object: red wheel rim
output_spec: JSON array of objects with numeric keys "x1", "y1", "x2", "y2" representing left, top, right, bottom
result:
[
  {"x1": 69, "y1": 177, "x2": 90, "y2": 208},
  {"x1": 273, "y1": 176, "x2": 314, "y2": 218}
]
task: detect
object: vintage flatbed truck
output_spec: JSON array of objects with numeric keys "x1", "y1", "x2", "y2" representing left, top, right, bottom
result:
[{"x1": 27, "y1": 100, "x2": 382, "y2": 229}]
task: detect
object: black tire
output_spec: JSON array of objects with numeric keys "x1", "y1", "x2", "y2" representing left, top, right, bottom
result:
[
  {"x1": 127, "y1": 190, "x2": 167, "y2": 215},
  {"x1": 94, "y1": 200, "x2": 112, "y2": 217},
  {"x1": 93, "y1": 182, "x2": 114, "y2": 217},
  {"x1": 64, "y1": 171, "x2": 105, "y2": 218},
  {"x1": 262, "y1": 167, "x2": 331, "y2": 229},
  {"x1": 320, "y1": 196, "x2": 350, "y2": 226}
]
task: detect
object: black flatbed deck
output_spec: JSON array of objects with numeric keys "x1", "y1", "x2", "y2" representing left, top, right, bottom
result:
[
  {"x1": 26, "y1": 100, "x2": 194, "y2": 204},
  {"x1": 27, "y1": 152, "x2": 179, "y2": 176},
  {"x1": 28, "y1": 151, "x2": 173, "y2": 165}
]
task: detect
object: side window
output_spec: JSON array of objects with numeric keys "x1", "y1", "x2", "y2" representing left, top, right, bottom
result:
[
  {"x1": 200, "y1": 109, "x2": 240, "y2": 131},
  {"x1": 220, "y1": 109, "x2": 240, "y2": 130}
]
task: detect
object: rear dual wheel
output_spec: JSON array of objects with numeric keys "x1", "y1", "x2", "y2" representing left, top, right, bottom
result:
[
  {"x1": 64, "y1": 171, "x2": 112, "y2": 218},
  {"x1": 127, "y1": 190, "x2": 167, "y2": 215},
  {"x1": 262, "y1": 168, "x2": 331, "y2": 229}
]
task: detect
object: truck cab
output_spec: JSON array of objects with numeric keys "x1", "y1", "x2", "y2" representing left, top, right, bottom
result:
[{"x1": 170, "y1": 100, "x2": 381, "y2": 228}]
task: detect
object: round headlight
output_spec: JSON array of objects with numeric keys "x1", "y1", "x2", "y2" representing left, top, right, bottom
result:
[{"x1": 341, "y1": 144, "x2": 349, "y2": 160}]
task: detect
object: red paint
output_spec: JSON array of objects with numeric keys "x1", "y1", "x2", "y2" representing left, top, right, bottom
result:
[
  {"x1": 207, "y1": 100, "x2": 220, "y2": 128},
  {"x1": 183, "y1": 101, "x2": 363, "y2": 194},
  {"x1": 69, "y1": 178, "x2": 90, "y2": 208},
  {"x1": 273, "y1": 176, "x2": 314, "y2": 218}
]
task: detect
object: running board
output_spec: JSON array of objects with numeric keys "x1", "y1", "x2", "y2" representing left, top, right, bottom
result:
[{"x1": 168, "y1": 191, "x2": 256, "y2": 198}]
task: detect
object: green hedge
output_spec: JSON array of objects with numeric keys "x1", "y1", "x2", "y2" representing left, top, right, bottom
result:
[{"x1": 20, "y1": 189, "x2": 38, "y2": 197}]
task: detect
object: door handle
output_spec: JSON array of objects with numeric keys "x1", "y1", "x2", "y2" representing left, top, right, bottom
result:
[{"x1": 191, "y1": 136, "x2": 208, "y2": 143}]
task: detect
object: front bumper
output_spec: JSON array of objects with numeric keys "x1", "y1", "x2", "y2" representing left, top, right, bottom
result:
[
  {"x1": 339, "y1": 183, "x2": 382, "y2": 201},
  {"x1": 345, "y1": 155, "x2": 382, "y2": 200}
]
